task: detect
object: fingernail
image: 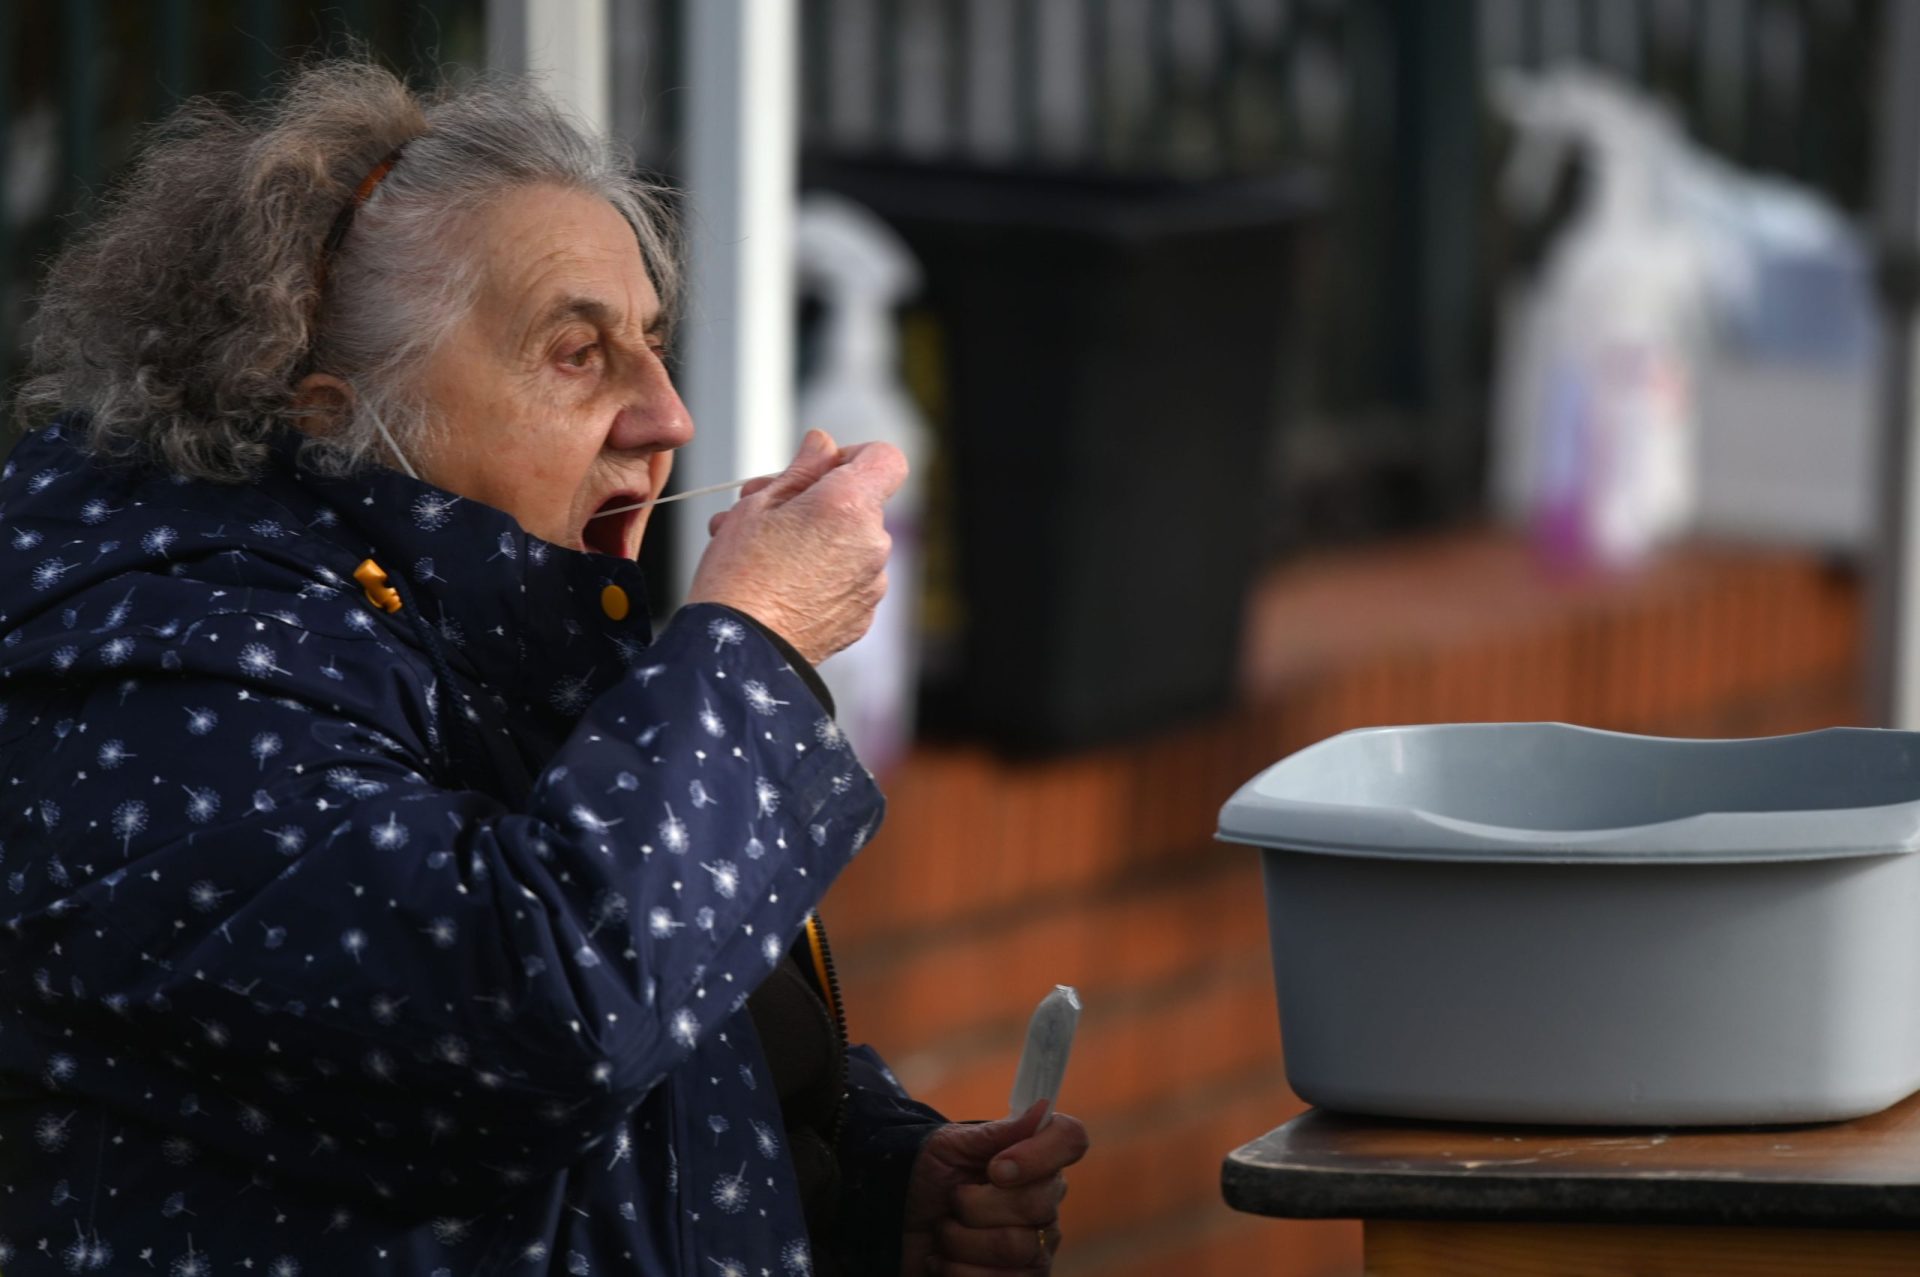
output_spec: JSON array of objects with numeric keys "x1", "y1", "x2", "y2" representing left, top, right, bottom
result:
[{"x1": 990, "y1": 1157, "x2": 1018, "y2": 1185}]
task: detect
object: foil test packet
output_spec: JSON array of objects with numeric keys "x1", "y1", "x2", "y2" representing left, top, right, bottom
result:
[{"x1": 1009, "y1": 984, "x2": 1081, "y2": 1125}]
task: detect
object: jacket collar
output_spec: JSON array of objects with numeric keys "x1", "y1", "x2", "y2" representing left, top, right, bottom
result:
[{"x1": 266, "y1": 429, "x2": 658, "y2": 720}]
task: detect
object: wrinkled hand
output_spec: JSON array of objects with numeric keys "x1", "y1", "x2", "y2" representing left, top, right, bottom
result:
[
  {"x1": 689, "y1": 429, "x2": 906, "y2": 665},
  {"x1": 900, "y1": 1102, "x2": 1090, "y2": 1276}
]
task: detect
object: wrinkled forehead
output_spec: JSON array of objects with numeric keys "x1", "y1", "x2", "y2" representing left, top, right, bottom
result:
[{"x1": 469, "y1": 186, "x2": 665, "y2": 348}]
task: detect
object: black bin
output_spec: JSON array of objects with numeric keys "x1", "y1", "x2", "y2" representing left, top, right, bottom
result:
[{"x1": 805, "y1": 160, "x2": 1319, "y2": 754}]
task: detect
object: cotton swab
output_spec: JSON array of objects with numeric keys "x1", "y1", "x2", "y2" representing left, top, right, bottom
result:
[{"x1": 589, "y1": 473, "x2": 778, "y2": 519}]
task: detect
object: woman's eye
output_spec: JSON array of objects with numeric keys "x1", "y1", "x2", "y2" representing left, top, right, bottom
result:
[{"x1": 563, "y1": 343, "x2": 601, "y2": 369}]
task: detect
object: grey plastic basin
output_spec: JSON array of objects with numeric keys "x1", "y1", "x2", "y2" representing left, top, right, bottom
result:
[{"x1": 1217, "y1": 724, "x2": 1920, "y2": 1125}]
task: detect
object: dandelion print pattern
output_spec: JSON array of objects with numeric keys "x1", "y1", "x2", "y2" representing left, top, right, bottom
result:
[
  {"x1": 0, "y1": 420, "x2": 898, "y2": 1277},
  {"x1": 31, "y1": 558, "x2": 74, "y2": 591},
  {"x1": 181, "y1": 787, "x2": 220, "y2": 824},
  {"x1": 702, "y1": 861, "x2": 741, "y2": 900},
  {"x1": 111, "y1": 802, "x2": 147, "y2": 857},
  {"x1": 659, "y1": 805, "x2": 690, "y2": 854},
  {"x1": 741, "y1": 680, "x2": 788, "y2": 715},
  {"x1": 712, "y1": 1163, "x2": 751, "y2": 1214},
  {"x1": 238, "y1": 643, "x2": 288, "y2": 678},
  {"x1": 246, "y1": 731, "x2": 281, "y2": 770},
  {"x1": 410, "y1": 492, "x2": 459, "y2": 531}
]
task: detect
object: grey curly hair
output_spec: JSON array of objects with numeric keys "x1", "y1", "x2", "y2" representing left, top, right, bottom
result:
[{"x1": 16, "y1": 59, "x2": 681, "y2": 482}]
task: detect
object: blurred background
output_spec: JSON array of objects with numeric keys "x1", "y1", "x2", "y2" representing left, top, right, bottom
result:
[{"x1": 0, "y1": 2, "x2": 1902, "y2": 1273}]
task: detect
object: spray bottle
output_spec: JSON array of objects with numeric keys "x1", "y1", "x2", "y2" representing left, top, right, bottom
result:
[
  {"x1": 795, "y1": 192, "x2": 932, "y2": 773},
  {"x1": 1489, "y1": 70, "x2": 1711, "y2": 571}
]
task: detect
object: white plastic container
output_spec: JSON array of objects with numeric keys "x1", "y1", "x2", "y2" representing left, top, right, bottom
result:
[
  {"x1": 1217, "y1": 724, "x2": 1920, "y2": 1126},
  {"x1": 798, "y1": 192, "x2": 932, "y2": 774},
  {"x1": 1488, "y1": 71, "x2": 1709, "y2": 570}
]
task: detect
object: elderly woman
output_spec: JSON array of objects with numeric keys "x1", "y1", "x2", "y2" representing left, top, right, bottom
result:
[{"x1": 0, "y1": 61, "x2": 1085, "y2": 1276}]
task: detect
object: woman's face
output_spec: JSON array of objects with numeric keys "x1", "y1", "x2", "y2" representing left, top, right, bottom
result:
[{"x1": 410, "y1": 184, "x2": 693, "y2": 558}]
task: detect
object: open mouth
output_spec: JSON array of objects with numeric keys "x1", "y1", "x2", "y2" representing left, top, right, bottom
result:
[{"x1": 582, "y1": 492, "x2": 646, "y2": 558}]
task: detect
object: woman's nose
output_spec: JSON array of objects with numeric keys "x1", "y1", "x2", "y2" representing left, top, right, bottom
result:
[{"x1": 607, "y1": 352, "x2": 695, "y2": 453}]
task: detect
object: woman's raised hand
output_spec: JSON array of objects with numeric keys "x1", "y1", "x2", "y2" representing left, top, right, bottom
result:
[{"x1": 688, "y1": 429, "x2": 906, "y2": 666}]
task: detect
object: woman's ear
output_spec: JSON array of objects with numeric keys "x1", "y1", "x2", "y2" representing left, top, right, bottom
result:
[{"x1": 290, "y1": 373, "x2": 355, "y2": 435}]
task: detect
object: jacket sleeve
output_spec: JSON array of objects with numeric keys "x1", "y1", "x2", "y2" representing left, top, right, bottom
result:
[
  {"x1": 835, "y1": 1045, "x2": 948, "y2": 1277},
  {"x1": 8, "y1": 601, "x2": 883, "y2": 1212}
]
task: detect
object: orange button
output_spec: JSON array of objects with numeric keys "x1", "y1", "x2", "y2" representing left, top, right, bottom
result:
[
  {"x1": 600, "y1": 584, "x2": 630, "y2": 621},
  {"x1": 353, "y1": 559, "x2": 403, "y2": 613}
]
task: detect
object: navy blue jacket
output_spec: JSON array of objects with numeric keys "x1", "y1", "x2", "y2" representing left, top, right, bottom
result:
[{"x1": 0, "y1": 419, "x2": 940, "y2": 1275}]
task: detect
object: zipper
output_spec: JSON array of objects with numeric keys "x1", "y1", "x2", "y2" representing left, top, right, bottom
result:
[{"x1": 803, "y1": 911, "x2": 850, "y2": 1145}]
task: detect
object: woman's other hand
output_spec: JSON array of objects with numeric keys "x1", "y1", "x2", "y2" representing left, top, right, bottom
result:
[
  {"x1": 689, "y1": 428, "x2": 906, "y2": 665},
  {"x1": 900, "y1": 1102, "x2": 1090, "y2": 1275}
]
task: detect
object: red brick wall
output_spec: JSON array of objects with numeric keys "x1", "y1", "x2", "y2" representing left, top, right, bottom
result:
[{"x1": 822, "y1": 531, "x2": 1865, "y2": 1276}]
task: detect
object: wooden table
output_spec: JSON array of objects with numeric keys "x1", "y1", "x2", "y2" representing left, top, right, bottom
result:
[{"x1": 1223, "y1": 1094, "x2": 1920, "y2": 1276}]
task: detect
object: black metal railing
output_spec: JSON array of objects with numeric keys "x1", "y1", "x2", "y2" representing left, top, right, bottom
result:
[
  {"x1": 4, "y1": 0, "x2": 1890, "y2": 538},
  {"x1": 0, "y1": 0, "x2": 480, "y2": 422}
]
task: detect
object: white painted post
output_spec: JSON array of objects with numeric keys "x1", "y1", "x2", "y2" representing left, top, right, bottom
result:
[
  {"x1": 673, "y1": 0, "x2": 801, "y2": 601},
  {"x1": 487, "y1": 0, "x2": 611, "y2": 134},
  {"x1": 1872, "y1": 0, "x2": 1920, "y2": 728}
]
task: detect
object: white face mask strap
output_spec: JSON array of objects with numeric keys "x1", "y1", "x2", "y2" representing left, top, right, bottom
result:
[{"x1": 367, "y1": 409, "x2": 420, "y2": 481}]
